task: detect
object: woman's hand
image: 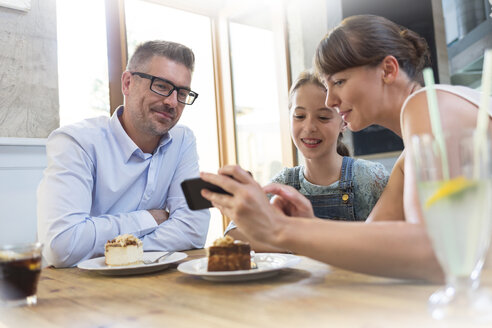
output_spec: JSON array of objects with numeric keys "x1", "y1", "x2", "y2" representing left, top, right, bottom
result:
[
  {"x1": 200, "y1": 165, "x2": 286, "y2": 244},
  {"x1": 263, "y1": 183, "x2": 315, "y2": 218}
]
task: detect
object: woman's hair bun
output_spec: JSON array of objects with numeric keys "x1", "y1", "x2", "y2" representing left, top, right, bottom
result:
[{"x1": 400, "y1": 28, "x2": 430, "y2": 72}]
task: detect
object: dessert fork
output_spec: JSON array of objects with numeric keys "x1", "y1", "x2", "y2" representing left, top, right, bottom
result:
[{"x1": 143, "y1": 252, "x2": 175, "y2": 265}]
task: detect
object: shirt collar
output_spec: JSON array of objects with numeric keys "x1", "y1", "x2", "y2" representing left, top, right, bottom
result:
[{"x1": 110, "y1": 106, "x2": 173, "y2": 162}]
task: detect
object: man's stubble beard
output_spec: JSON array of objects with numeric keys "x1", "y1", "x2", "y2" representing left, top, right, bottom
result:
[{"x1": 129, "y1": 102, "x2": 177, "y2": 137}]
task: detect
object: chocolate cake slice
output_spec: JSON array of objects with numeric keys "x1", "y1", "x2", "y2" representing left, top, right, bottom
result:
[{"x1": 207, "y1": 236, "x2": 251, "y2": 271}]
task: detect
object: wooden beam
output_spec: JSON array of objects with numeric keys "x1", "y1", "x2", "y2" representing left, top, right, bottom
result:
[
  {"x1": 273, "y1": 1, "x2": 296, "y2": 167},
  {"x1": 211, "y1": 14, "x2": 238, "y2": 169},
  {"x1": 105, "y1": 0, "x2": 128, "y2": 115},
  {"x1": 211, "y1": 14, "x2": 238, "y2": 231}
]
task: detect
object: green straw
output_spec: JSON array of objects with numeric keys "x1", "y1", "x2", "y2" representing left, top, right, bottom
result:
[
  {"x1": 423, "y1": 68, "x2": 449, "y2": 180},
  {"x1": 474, "y1": 49, "x2": 492, "y2": 178}
]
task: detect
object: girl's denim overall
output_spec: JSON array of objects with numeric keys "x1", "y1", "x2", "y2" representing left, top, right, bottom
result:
[{"x1": 287, "y1": 157, "x2": 356, "y2": 221}]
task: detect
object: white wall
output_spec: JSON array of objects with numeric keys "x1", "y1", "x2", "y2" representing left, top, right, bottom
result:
[{"x1": 0, "y1": 138, "x2": 46, "y2": 244}]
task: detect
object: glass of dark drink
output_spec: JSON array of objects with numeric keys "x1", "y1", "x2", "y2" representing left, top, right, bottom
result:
[{"x1": 0, "y1": 242, "x2": 42, "y2": 307}]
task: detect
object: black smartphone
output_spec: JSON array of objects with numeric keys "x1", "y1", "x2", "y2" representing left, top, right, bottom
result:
[{"x1": 181, "y1": 178, "x2": 231, "y2": 210}]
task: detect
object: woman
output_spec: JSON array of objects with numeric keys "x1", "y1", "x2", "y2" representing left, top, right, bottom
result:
[
  {"x1": 225, "y1": 71, "x2": 388, "y2": 251},
  {"x1": 200, "y1": 15, "x2": 492, "y2": 282}
]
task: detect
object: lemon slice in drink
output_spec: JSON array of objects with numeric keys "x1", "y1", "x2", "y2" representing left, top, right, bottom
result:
[{"x1": 425, "y1": 176, "x2": 476, "y2": 209}]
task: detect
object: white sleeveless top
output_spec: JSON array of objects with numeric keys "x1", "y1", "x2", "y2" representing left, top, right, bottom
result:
[{"x1": 399, "y1": 84, "x2": 492, "y2": 134}]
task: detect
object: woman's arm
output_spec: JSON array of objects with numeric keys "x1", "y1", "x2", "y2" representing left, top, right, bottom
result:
[
  {"x1": 201, "y1": 166, "x2": 443, "y2": 282},
  {"x1": 276, "y1": 216, "x2": 441, "y2": 281},
  {"x1": 365, "y1": 153, "x2": 405, "y2": 223},
  {"x1": 226, "y1": 228, "x2": 287, "y2": 253}
]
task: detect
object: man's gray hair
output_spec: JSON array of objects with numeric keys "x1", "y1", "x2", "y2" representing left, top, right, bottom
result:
[{"x1": 127, "y1": 40, "x2": 195, "y2": 73}]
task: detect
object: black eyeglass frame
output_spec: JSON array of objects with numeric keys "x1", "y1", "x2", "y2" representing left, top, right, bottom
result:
[{"x1": 130, "y1": 72, "x2": 199, "y2": 105}]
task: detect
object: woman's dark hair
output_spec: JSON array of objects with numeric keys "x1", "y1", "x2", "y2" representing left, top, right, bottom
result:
[
  {"x1": 289, "y1": 70, "x2": 350, "y2": 157},
  {"x1": 314, "y1": 15, "x2": 430, "y2": 84}
]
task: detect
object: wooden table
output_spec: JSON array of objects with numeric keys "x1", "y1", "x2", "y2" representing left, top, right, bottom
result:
[{"x1": 1, "y1": 249, "x2": 490, "y2": 328}]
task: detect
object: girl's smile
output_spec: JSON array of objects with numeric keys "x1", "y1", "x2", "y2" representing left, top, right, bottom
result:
[{"x1": 301, "y1": 138, "x2": 322, "y2": 148}]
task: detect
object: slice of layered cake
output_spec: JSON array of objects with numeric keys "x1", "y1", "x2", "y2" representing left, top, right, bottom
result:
[
  {"x1": 207, "y1": 235, "x2": 251, "y2": 271},
  {"x1": 104, "y1": 234, "x2": 143, "y2": 266}
]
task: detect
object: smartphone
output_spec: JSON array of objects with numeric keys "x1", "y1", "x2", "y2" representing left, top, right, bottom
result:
[{"x1": 181, "y1": 178, "x2": 231, "y2": 210}]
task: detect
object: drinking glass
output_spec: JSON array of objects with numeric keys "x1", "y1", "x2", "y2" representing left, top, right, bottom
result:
[
  {"x1": 0, "y1": 242, "x2": 43, "y2": 307},
  {"x1": 412, "y1": 130, "x2": 492, "y2": 321}
]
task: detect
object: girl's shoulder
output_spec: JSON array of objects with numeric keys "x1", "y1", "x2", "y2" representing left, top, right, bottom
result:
[
  {"x1": 352, "y1": 158, "x2": 387, "y2": 172},
  {"x1": 352, "y1": 158, "x2": 390, "y2": 184}
]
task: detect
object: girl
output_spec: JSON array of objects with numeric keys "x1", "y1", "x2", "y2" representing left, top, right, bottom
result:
[{"x1": 272, "y1": 71, "x2": 388, "y2": 221}]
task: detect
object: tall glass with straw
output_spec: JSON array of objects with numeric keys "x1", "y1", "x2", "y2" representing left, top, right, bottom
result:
[{"x1": 412, "y1": 50, "x2": 492, "y2": 322}]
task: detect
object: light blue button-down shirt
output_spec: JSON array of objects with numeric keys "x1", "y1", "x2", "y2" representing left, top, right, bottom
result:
[{"x1": 37, "y1": 106, "x2": 210, "y2": 267}]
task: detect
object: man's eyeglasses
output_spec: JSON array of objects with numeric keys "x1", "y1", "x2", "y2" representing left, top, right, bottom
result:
[{"x1": 130, "y1": 72, "x2": 199, "y2": 105}]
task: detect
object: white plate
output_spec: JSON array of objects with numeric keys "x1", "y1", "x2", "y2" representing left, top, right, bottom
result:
[
  {"x1": 177, "y1": 253, "x2": 301, "y2": 282},
  {"x1": 77, "y1": 251, "x2": 188, "y2": 276}
]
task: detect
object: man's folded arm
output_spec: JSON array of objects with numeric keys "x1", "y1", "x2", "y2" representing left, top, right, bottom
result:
[
  {"x1": 37, "y1": 133, "x2": 157, "y2": 268},
  {"x1": 140, "y1": 129, "x2": 210, "y2": 251}
]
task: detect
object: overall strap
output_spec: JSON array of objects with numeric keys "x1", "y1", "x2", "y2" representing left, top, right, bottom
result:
[
  {"x1": 339, "y1": 157, "x2": 355, "y2": 190},
  {"x1": 286, "y1": 166, "x2": 302, "y2": 190}
]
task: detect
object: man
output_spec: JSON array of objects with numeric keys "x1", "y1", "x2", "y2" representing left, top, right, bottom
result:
[{"x1": 38, "y1": 40, "x2": 209, "y2": 267}]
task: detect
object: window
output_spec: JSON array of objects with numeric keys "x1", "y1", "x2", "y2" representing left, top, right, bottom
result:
[
  {"x1": 56, "y1": 0, "x2": 110, "y2": 126},
  {"x1": 229, "y1": 22, "x2": 283, "y2": 185}
]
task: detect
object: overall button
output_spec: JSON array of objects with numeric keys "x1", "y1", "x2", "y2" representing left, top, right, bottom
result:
[{"x1": 342, "y1": 194, "x2": 349, "y2": 203}]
